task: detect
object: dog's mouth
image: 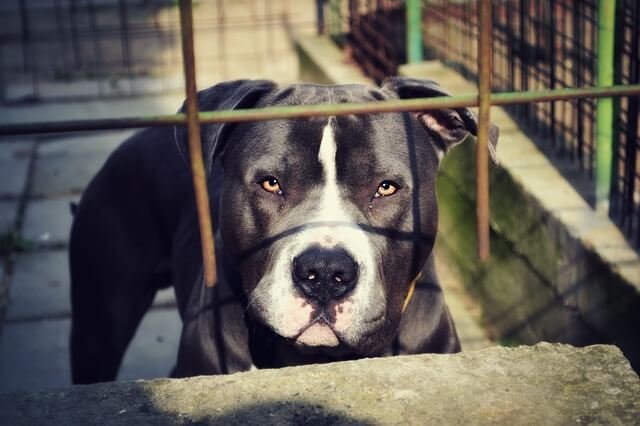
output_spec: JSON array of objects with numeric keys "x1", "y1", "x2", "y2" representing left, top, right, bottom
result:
[{"x1": 292, "y1": 314, "x2": 341, "y2": 349}]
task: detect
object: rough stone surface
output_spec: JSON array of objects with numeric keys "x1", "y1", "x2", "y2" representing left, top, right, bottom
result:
[{"x1": 0, "y1": 344, "x2": 637, "y2": 425}]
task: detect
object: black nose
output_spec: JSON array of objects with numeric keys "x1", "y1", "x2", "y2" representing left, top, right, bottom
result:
[{"x1": 293, "y1": 247, "x2": 358, "y2": 303}]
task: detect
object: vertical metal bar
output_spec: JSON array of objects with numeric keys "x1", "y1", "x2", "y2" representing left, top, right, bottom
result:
[
  {"x1": 19, "y1": 0, "x2": 38, "y2": 98},
  {"x1": 317, "y1": 0, "x2": 325, "y2": 35},
  {"x1": 118, "y1": 0, "x2": 133, "y2": 94},
  {"x1": 179, "y1": 0, "x2": 218, "y2": 288},
  {"x1": 88, "y1": 0, "x2": 104, "y2": 96},
  {"x1": 548, "y1": 0, "x2": 556, "y2": 145},
  {"x1": 406, "y1": 0, "x2": 423, "y2": 63},
  {"x1": 595, "y1": 0, "x2": 616, "y2": 214},
  {"x1": 477, "y1": 0, "x2": 492, "y2": 261},
  {"x1": 69, "y1": 0, "x2": 81, "y2": 70},
  {"x1": 54, "y1": 0, "x2": 69, "y2": 79}
]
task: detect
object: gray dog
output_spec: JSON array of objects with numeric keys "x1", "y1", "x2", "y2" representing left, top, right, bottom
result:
[{"x1": 69, "y1": 78, "x2": 498, "y2": 384}]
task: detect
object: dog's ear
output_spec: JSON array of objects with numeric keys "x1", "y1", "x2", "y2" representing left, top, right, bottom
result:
[
  {"x1": 176, "y1": 79, "x2": 277, "y2": 171},
  {"x1": 381, "y1": 77, "x2": 499, "y2": 163}
]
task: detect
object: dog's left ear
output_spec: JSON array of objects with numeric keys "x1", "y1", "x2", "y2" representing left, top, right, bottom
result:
[
  {"x1": 381, "y1": 77, "x2": 499, "y2": 163},
  {"x1": 177, "y1": 79, "x2": 277, "y2": 171}
]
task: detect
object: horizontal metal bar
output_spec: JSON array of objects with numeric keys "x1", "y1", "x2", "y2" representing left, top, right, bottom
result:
[{"x1": 1, "y1": 84, "x2": 640, "y2": 136}]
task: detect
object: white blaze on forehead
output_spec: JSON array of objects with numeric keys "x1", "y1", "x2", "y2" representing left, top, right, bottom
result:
[
  {"x1": 318, "y1": 120, "x2": 338, "y2": 189},
  {"x1": 315, "y1": 118, "x2": 348, "y2": 226}
]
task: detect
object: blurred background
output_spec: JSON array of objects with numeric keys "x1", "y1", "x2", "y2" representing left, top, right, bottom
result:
[{"x1": 0, "y1": 0, "x2": 638, "y2": 394}]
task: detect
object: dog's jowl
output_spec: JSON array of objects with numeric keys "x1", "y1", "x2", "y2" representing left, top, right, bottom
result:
[{"x1": 69, "y1": 78, "x2": 498, "y2": 384}]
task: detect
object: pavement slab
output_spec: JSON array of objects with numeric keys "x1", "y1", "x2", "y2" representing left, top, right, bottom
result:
[
  {"x1": 0, "y1": 138, "x2": 34, "y2": 198},
  {"x1": 0, "y1": 201, "x2": 18, "y2": 234},
  {"x1": 0, "y1": 317, "x2": 71, "y2": 393},
  {"x1": 0, "y1": 308, "x2": 181, "y2": 394},
  {"x1": 32, "y1": 131, "x2": 136, "y2": 197},
  {"x1": 6, "y1": 249, "x2": 175, "y2": 321},
  {"x1": 21, "y1": 196, "x2": 77, "y2": 245},
  {"x1": 5, "y1": 250, "x2": 70, "y2": 321}
]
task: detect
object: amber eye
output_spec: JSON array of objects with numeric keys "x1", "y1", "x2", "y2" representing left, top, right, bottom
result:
[
  {"x1": 375, "y1": 180, "x2": 398, "y2": 198},
  {"x1": 259, "y1": 177, "x2": 283, "y2": 195}
]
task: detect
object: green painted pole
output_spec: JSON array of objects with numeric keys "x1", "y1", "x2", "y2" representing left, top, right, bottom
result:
[
  {"x1": 596, "y1": 0, "x2": 616, "y2": 214},
  {"x1": 406, "y1": 0, "x2": 423, "y2": 63}
]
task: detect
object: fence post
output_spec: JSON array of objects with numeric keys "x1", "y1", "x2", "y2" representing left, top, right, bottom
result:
[
  {"x1": 476, "y1": 0, "x2": 492, "y2": 261},
  {"x1": 316, "y1": 0, "x2": 325, "y2": 35},
  {"x1": 179, "y1": 0, "x2": 218, "y2": 287},
  {"x1": 596, "y1": 0, "x2": 616, "y2": 215},
  {"x1": 406, "y1": 0, "x2": 423, "y2": 63}
]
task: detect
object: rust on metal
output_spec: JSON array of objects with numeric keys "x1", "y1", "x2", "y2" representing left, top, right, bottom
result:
[
  {"x1": 476, "y1": 0, "x2": 492, "y2": 261},
  {"x1": 179, "y1": 0, "x2": 217, "y2": 288},
  {"x1": 2, "y1": 85, "x2": 640, "y2": 136}
]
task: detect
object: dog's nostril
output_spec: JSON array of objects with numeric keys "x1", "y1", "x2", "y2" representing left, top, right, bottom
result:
[{"x1": 293, "y1": 247, "x2": 358, "y2": 303}]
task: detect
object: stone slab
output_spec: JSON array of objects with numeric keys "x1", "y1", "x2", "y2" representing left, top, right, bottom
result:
[
  {"x1": 5, "y1": 250, "x2": 70, "y2": 320},
  {"x1": 117, "y1": 308, "x2": 182, "y2": 382},
  {"x1": 31, "y1": 131, "x2": 135, "y2": 197},
  {"x1": 0, "y1": 201, "x2": 18, "y2": 234},
  {"x1": 0, "y1": 343, "x2": 637, "y2": 425},
  {"x1": 5, "y1": 249, "x2": 176, "y2": 321},
  {"x1": 21, "y1": 196, "x2": 77, "y2": 245},
  {"x1": 0, "y1": 138, "x2": 33, "y2": 198},
  {"x1": 0, "y1": 317, "x2": 71, "y2": 393},
  {"x1": 0, "y1": 309, "x2": 181, "y2": 394}
]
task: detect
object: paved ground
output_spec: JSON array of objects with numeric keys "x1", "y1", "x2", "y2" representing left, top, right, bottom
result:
[{"x1": 0, "y1": 128, "x2": 184, "y2": 393}]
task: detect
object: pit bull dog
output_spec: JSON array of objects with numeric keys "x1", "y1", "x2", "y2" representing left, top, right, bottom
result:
[{"x1": 69, "y1": 78, "x2": 498, "y2": 384}]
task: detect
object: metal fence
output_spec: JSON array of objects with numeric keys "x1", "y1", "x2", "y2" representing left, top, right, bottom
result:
[
  {"x1": 612, "y1": 0, "x2": 640, "y2": 245},
  {"x1": 341, "y1": 0, "x2": 640, "y2": 247},
  {"x1": 0, "y1": 0, "x2": 310, "y2": 104}
]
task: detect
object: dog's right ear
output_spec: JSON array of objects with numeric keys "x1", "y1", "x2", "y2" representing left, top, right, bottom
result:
[
  {"x1": 381, "y1": 77, "x2": 499, "y2": 164},
  {"x1": 176, "y1": 79, "x2": 277, "y2": 171}
]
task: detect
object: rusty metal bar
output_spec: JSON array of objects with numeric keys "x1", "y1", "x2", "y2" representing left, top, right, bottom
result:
[
  {"x1": 178, "y1": 0, "x2": 217, "y2": 288},
  {"x1": 476, "y1": 0, "x2": 493, "y2": 262},
  {"x1": 477, "y1": 0, "x2": 492, "y2": 261},
  {"x1": 2, "y1": 85, "x2": 640, "y2": 136}
]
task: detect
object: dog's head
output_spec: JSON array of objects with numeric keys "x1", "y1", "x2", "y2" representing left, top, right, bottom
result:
[{"x1": 192, "y1": 79, "x2": 497, "y2": 357}]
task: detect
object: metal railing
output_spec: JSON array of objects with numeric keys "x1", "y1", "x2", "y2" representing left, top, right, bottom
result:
[{"x1": 1, "y1": 0, "x2": 640, "y2": 281}]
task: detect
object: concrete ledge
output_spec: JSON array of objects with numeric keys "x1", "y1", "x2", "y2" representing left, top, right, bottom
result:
[
  {"x1": 1, "y1": 344, "x2": 638, "y2": 425},
  {"x1": 295, "y1": 34, "x2": 370, "y2": 85}
]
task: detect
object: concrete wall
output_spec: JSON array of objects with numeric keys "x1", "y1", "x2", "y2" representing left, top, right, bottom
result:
[{"x1": 294, "y1": 34, "x2": 640, "y2": 370}]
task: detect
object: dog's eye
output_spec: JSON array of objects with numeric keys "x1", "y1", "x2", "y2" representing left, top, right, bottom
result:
[
  {"x1": 374, "y1": 180, "x2": 398, "y2": 198},
  {"x1": 259, "y1": 177, "x2": 283, "y2": 195}
]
